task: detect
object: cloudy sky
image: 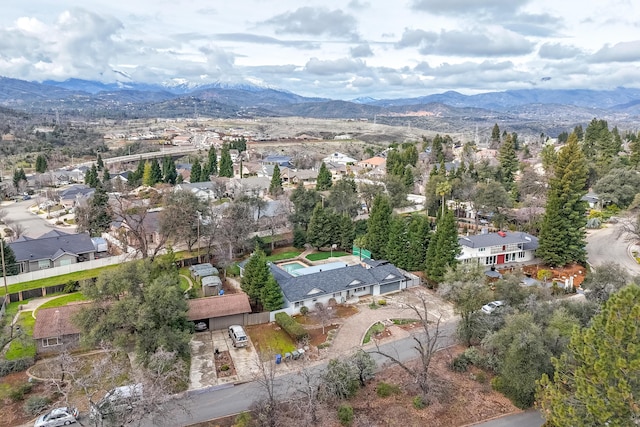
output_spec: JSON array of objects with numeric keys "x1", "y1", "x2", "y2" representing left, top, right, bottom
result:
[{"x1": 2, "y1": 0, "x2": 640, "y2": 99}]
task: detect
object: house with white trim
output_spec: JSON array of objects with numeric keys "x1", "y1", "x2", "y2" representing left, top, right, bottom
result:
[
  {"x1": 457, "y1": 231, "x2": 538, "y2": 267},
  {"x1": 322, "y1": 152, "x2": 357, "y2": 166}
]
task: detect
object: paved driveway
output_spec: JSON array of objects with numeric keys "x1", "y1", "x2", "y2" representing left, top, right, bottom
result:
[{"x1": 1, "y1": 199, "x2": 54, "y2": 238}]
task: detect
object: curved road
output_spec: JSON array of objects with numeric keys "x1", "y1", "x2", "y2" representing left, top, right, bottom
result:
[{"x1": 585, "y1": 223, "x2": 640, "y2": 275}]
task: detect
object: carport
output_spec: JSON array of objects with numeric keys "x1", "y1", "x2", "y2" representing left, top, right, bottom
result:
[{"x1": 187, "y1": 294, "x2": 252, "y2": 331}]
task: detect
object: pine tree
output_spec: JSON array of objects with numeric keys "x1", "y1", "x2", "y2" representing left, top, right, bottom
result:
[
  {"x1": 219, "y1": 144, "x2": 233, "y2": 177},
  {"x1": 190, "y1": 158, "x2": 202, "y2": 183},
  {"x1": 630, "y1": 133, "x2": 640, "y2": 168},
  {"x1": 130, "y1": 159, "x2": 145, "y2": 187},
  {"x1": 537, "y1": 132, "x2": 588, "y2": 266},
  {"x1": 1, "y1": 238, "x2": 20, "y2": 275},
  {"x1": 85, "y1": 164, "x2": 99, "y2": 188},
  {"x1": 13, "y1": 168, "x2": 27, "y2": 189},
  {"x1": 337, "y1": 214, "x2": 355, "y2": 250},
  {"x1": 316, "y1": 162, "x2": 332, "y2": 190},
  {"x1": 102, "y1": 168, "x2": 110, "y2": 183},
  {"x1": 35, "y1": 154, "x2": 48, "y2": 173},
  {"x1": 162, "y1": 156, "x2": 177, "y2": 184},
  {"x1": 491, "y1": 123, "x2": 501, "y2": 144},
  {"x1": 149, "y1": 159, "x2": 162, "y2": 185},
  {"x1": 206, "y1": 146, "x2": 218, "y2": 176},
  {"x1": 499, "y1": 133, "x2": 518, "y2": 190},
  {"x1": 142, "y1": 161, "x2": 154, "y2": 187},
  {"x1": 85, "y1": 184, "x2": 112, "y2": 237},
  {"x1": 269, "y1": 164, "x2": 283, "y2": 196},
  {"x1": 241, "y1": 248, "x2": 270, "y2": 303},
  {"x1": 406, "y1": 215, "x2": 430, "y2": 271},
  {"x1": 425, "y1": 208, "x2": 460, "y2": 284},
  {"x1": 306, "y1": 204, "x2": 332, "y2": 250},
  {"x1": 365, "y1": 194, "x2": 392, "y2": 260},
  {"x1": 96, "y1": 153, "x2": 104, "y2": 170},
  {"x1": 537, "y1": 284, "x2": 640, "y2": 426},
  {"x1": 385, "y1": 215, "x2": 408, "y2": 268},
  {"x1": 261, "y1": 274, "x2": 284, "y2": 311}
]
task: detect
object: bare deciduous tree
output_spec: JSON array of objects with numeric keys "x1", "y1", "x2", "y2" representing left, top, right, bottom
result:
[
  {"x1": 251, "y1": 351, "x2": 280, "y2": 427},
  {"x1": 292, "y1": 361, "x2": 322, "y2": 425},
  {"x1": 314, "y1": 302, "x2": 333, "y2": 335},
  {"x1": 370, "y1": 293, "x2": 447, "y2": 398},
  {"x1": 618, "y1": 214, "x2": 640, "y2": 243}
]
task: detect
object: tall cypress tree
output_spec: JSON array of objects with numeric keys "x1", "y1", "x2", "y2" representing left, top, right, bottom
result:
[
  {"x1": 537, "y1": 132, "x2": 588, "y2": 266},
  {"x1": 425, "y1": 208, "x2": 460, "y2": 284},
  {"x1": 219, "y1": 144, "x2": 233, "y2": 177},
  {"x1": 269, "y1": 164, "x2": 283, "y2": 196},
  {"x1": 35, "y1": 154, "x2": 48, "y2": 173},
  {"x1": 207, "y1": 146, "x2": 218, "y2": 176},
  {"x1": 150, "y1": 159, "x2": 162, "y2": 185},
  {"x1": 190, "y1": 158, "x2": 202, "y2": 183},
  {"x1": 406, "y1": 215, "x2": 430, "y2": 271},
  {"x1": 306, "y1": 204, "x2": 332, "y2": 250},
  {"x1": 365, "y1": 194, "x2": 392, "y2": 259},
  {"x1": 241, "y1": 248, "x2": 270, "y2": 303},
  {"x1": 499, "y1": 133, "x2": 518, "y2": 190},
  {"x1": 316, "y1": 162, "x2": 332, "y2": 190},
  {"x1": 261, "y1": 274, "x2": 284, "y2": 311},
  {"x1": 385, "y1": 215, "x2": 408, "y2": 268},
  {"x1": 162, "y1": 156, "x2": 177, "y2": 184}
]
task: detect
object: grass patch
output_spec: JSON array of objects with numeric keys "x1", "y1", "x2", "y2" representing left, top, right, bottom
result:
[
  {"x1": 246, "y1": 323, "x2": 297, "y2": 354},
  {"x1": 4, "y1": 300, "x2": 29, "y2": 319},
  {"x1": 265, "y1": 251, "x2": 302, "y2": 262},
  {"x1": 5, "y1": 312, "x2": 37, "y2": 360},
  {"x1": 179, "y1": 276, "x2": 190, "y2": 292},
  {"x1": 392, "y1": 318, "x2": 420, "y2": 325},
  {"x1": 1, "y1": 264, "x2": 121, "y2": 296},
  {"x1": 363, "y1": 322, "x2": 385, "y2": 344},
  {"x1": 35, "y1": 293, "x2": 87, "y2": 313},
  {"x1": 305, "y1": 251, "x2": 349, "y2": 261}
]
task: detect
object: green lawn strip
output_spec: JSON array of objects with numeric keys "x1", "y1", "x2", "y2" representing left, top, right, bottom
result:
[
  {"x1": 305, "y1": 251, "x2": 349, "y2": 261},
  {"x1": 5, "y1": 312, "x2": 37, "y2": 360},
  {"x1": 4, "y1": 300, "x2": 29, "y2": 319},
  {"x1": 265, "y1": 251, "x2": 302, "y2": 262},
  {"x1": 35, "y1": 292, "x2": 87, "y2": 314},
  {"x1": 363, "y1": 322, "x2": 385, "y2": 344},
  {"x1": 247, "y1": 326, "x2": 296, "y2": 354},
  {"x1": 179, "y1": 276, "x2": 190, "y2": 292},
  {"x1": 392, "y1": 318, "x2": 419, "y2": 325},
  {"x1": 1, "y1": 264, "x2": 120, "y2": 296}
]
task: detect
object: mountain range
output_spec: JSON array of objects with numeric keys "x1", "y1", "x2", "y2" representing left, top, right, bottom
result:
[{"x1": 1, "y1": 76, "x2": 640, "y2": 134}]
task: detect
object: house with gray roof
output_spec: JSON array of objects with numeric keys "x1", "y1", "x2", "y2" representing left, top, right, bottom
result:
[
  {"x1": 457, "y1": 231, "x2": 538, "y2": 267},
  {"x1": 9, "y1": 230, "x2": 96, "y2": 273},
  {"x1": 268, "y1": 260, "x2": 410, "y2": 315}
]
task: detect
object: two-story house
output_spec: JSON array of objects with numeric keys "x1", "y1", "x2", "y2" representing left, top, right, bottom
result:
[{"x1": 457, "y1": 231, "x2": 538, "y2": 267}]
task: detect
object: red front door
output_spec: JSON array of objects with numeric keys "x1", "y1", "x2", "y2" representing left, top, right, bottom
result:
[{"x1": 497, "y1": 254, "x2": 505, "y2": 264}]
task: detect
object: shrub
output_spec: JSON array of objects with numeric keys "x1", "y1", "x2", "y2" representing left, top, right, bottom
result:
[
  {"x1": 317, "y1": 342, "x2": 330, "y2": 349},
  {"x1": 376, "y1": 382, "x2": 400, "y2": 397},
  {"x1": 234, "y1": 411, "x2": 252, "y2": 427},
  {"x1": 413, "y1": 395, "x2": 426, "y2": 410},
  {"x1": 299, "y1": 306, "x2": 309, "y2": 316},
  {"x1": 337, "y1": 404, "x2": 354, "y2": 426},
  {"x1": 0, "y1": 357, "x2": 35, "y2": 377},
  {"x1": 474, "y1": 372, "x2": 487, "y2": 384},
  {"x1": 63, "y1": 280, "x2": 79, "y2": 293},
  {"x1": 23, "y1": 396, "x2": 51, "y2": 415},
  {"x1": 328, "y1": 298, "x2": 337, "y2": 307},
  {"x1": 275, "y1": 312, "x2": 309, "y2": 341},
  {"x1": 220, "y1": 364, "x2": 230, "y2": 371},
  {"x1": 378, "y1": 299, "x2": 387, "y2": 306},
  {"x1": 450, "y1": 353, "x2": 471, "y2": 372},
  {"x1": 9, "y1": 383, "x2": 33, "y2": 401}
]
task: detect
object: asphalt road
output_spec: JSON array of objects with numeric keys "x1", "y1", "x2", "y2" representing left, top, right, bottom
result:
[
  {"x1": 151, "y1": 321, "x2": 541, "y2": 427},
  {"x1": 585, "y1": 223, "x2": 640, "y2": 275},
  {"x1": 0, "y1": 199, "x2": 53, "y2": 238}
]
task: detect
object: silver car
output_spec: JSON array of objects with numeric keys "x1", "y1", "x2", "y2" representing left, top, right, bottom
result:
[
  {"x1": 34, "y1": 407, "x2": 79, "y2": 427},
  {"x1": 481, "y1": 300, "x2": 505, "y2": 314}
]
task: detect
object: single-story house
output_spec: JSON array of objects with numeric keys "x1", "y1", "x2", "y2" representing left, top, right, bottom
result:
[
  {"x1": 33, "y1": 303, "x2": 87, "y2": 354},
  {"x1": 187, "y1": 294, "x2": 252, "y2": 330},
  {"x1": 322, "y1": 152, "x2": 357, "y2": 166},
  {"x1": 262, "y1": 155, "x2": 294, "y2": 168},
  {"x1": 58, "y1": 184, "x2": 95, "y2": 209},
  {"x1": 358, "y1": 156, "x2": 386, "y2": 170},
  {"x1": 457, "y1": 231, "x2": 538, "y2": 267},
  {"x1": 9, "y1": 230, "x2": 97, "y2": 273},
  {"x1": 227, "y1": 176, "x2": 270, "y2": 199},
  {"x1": 269, "y1": 260, "x2": 411, "y2": 315}
]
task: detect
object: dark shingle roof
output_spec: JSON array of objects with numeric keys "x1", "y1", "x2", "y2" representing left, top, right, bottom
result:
[
  {"x1": 458, "y1": 231, "x2": 538, "y2": 250},
  {"x1": 271, "y1": 263, "x2": 404, "y2": 302},
  {"x1": 10, "y1": 231, "x2": 96, "y2": 262}
]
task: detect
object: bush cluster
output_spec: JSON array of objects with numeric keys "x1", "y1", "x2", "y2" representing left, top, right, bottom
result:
[
  {"x1": 0, "y1": 357, "x2": 35, "y2": 377},
  {"x1": 9, "y1": 383, "x2": 33, "y2": 401},
  {"x1": 23, "y1": 396, "x2": 51, "y2": 415},
  {"x1": 337, "y1": 404, "x2": 354, "y2": 426},
  {"x1": 376, "y1": 382, "x2": 401, "y2": 397},
  {"x1": 275, "y1": 312, "x2": 309, "y2": 341}
]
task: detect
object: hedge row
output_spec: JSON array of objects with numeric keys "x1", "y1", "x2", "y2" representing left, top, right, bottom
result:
[
  {"x1": 275, "y1": 312, "x2": 309, "y2": 341},
  {"x1": 0, "y1": 357, "x2": 35, "y2": 377}
]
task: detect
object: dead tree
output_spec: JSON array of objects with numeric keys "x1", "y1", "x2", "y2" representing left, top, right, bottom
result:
[
  {"x1": 292, "y1": 360, "x2": 323, "y2": 425},
  {"x1": 314, "y1": 302, "x2": 333, "y2": 335},
  {"x1": 252, "y1": 351, "x2": 280, "y2": 427},
  {"x1": 618, "y1": 214, "x2": 640, "y2": 243},
  {"x1": 369, "y1": 293, "x2": 446, "y2": 399}
]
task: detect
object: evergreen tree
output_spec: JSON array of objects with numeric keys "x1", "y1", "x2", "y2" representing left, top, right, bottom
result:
[
  {"x1": 402, "y1": 166, "x2": 414, "y2": 189},
  {"x1": 149, "y1": 159, "x2": 162, "y2": 185},
  {"x1": 162, "y1": 156, "x2": 177, "y2": 184},
  {"x1": 96, "y1": 153, "x2": 104, "y2": 170},
  {"x1": 538, "y1": 284, "x2": 640, "y2": 426},
  {"x1": 84, "y1": 184, "x2": 112, "y2": 237},
  {"x1": 573, "y1": 124, "x2": 584, "y2": 141},
  {"x1": 1, "y1": 238, "x2": 20, "y2": 275},
  {"x1": 425, "y1": 208, "x2": 460, "y2": 284},
  {"x1": 218, "y1": 144, "x2": 233, "y2": 177},
  {"x1": 499, "y1": 133, "x2": 518, "y2": 190},
  {"x1": 630, "y1": 133, "x2": 640, "y2": 168},
  {"x1": 190, "y1": 158, "x2": 202, "y2": 183},
  {"x1": 85, "y1": 164, "x2": 99, "y2": 188},
  {"x1": 289, "y1": 182, "x2": 321, "y2": 230},
  {"x1": 316, "y1": 162, "x2": 332, "y2": 190},
  {"x1": 491, "y1": 123, "x2": 501, "y2": 144},
  {"x1": 241, "y1": 248, "x2": 270, "y2": 303},
  {"x1": 12, "y1": 168, "x2": 27, "y2": 189},
  {"x1": 35, "y1": 154, "x2": 48, "y2": 173},
  {"x1": 406, "y1": 215, "x2": 430, "y2": 271},
  {"x1": 293, "y1": 227, "x2": 307, "y2": 249},
  {"x1": 130, "y1": 159, "x2": 145, "y2": 187},
  {"x1": 385, "y1": 215, "x2": 408, "y2": 268},
  {"x1": 142, "y1": 161, "x2": 154, "y2": 187},
  {"x1": 306, "y1": 204, "x2": 332, "y2": 250},
  {"x1": 269, "y1": 164, "x2": 283, "y2": 196},
  {"x1": 431, "y1": 134, "x2": 445, "y2": 164},
  {"x1": 261, "y1": 274, "x2": 284, "y2": 311},
  {"x1": 102, "y1": 168, "x2": 110, "y2": 183},
  {"x1": 365, "y1": 194, "x2": 392, "y2": 259},
  {"x1": 537, "y1": 133, "x2": 588, "y2": 266},
  {"x1": 206, "y1": 146, "x2": 218, "y2": 176},
  {"x1": 337, "y1": 214, "x2": 355, "y2": 251}
]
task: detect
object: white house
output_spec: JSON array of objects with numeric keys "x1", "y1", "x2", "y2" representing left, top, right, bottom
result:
[
  {"x1": 457, "y1": 231, "x2": 538, "y2": 267},
  {"x1": 322, "y1": 152, "x2": 357, "y2": 166}
]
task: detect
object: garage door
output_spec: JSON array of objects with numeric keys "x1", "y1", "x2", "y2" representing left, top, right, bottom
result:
[
  {"x1": 209, "y1": 314, "x2": 245, "y2": 331},
  {"x1": 380, "y1": 282, "x2": 400, "y2": 294}
]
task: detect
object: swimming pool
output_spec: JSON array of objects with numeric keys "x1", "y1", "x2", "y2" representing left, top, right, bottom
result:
[{"x1": 279, "y1": 261, "x2": 307, "y2": 274}]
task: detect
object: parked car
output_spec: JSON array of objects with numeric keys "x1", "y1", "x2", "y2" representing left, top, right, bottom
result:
[
  {"x1": 90, "y1": 384, "x2": 143, "y2": 421},
  {"x1": 481, "y1": 300, "x2": 505, "y2": 314},
  {"x1": 194, "y1": 321, "x2": 208, "y2": 332},
  {"x1": 228, "y1": 324, "x2": 248, "y2": 347},
  {"x1": 34, "y1": 407, "x2": 79, "y2": 427}
]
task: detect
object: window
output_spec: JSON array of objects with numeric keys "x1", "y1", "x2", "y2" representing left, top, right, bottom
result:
[
  {"x1": 38, "y1": 260, "x2": 51, "y2": 269},
  {"x1": 43, "y1": 337, "x2": 61, "y2": 347},
  {"x1": 478, "y1": 247, "x2": 485, "y2": 252},
  {"x1": 485, "y1": 256, "x2": 497, "y2": 265},
  {"x1": 294, "y1": 302, "x2": 301, "y2": 308},
  {"x1": 518, "y1": 251, "x2": 526, "y2": 259}
]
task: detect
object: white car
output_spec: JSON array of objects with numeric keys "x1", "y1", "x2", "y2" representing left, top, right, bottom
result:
[
  {"x1": 481, "y1": 300, "x2": 505, "y2": 314},
  {"x1": 34, "y1": 407, "x2": 79, "y2": 427}
]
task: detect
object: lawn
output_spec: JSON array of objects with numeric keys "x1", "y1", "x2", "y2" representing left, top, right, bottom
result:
[
  {"x1": 1, "y1": 264, "x2": 121, "y2": 296},
  {"x1": 5, "y1": 312, "x2": 37, "y2": 360},
  {"x1": 265, "y1": 251, "x2": 302, "y2": 262},
  {"x1": 246, "y1": 323, "x2": 296, "y2": 354},
  {"x1": 362, "y1": 321, "x2": 385, "y2": 344},
  {"x1": 35, "y1": 292, "x2": 87, "y2": 313},
  {"x1": 305, "y1": 251, "x2": 349, "y2": 261}
]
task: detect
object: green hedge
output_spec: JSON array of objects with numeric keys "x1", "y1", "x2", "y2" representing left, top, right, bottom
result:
[
  {"x1": 274, "y1": 312, "x2": 309, "y2": 341},
  {"x1": 0, "y1": 357, "x2": 35, "y2": 377}
]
